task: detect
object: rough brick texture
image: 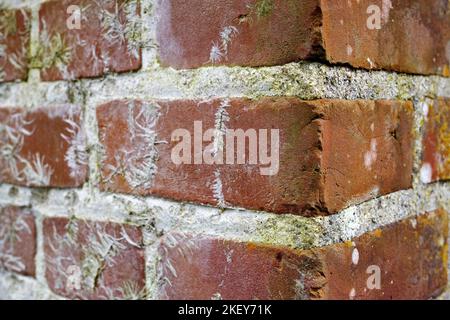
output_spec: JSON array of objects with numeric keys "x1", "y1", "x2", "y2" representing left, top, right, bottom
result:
[
  {"x1": 0, "y1": 206, "x2": 36, "y2": 277},
  {"x1": 1, "y1": 0, "x2": 450, "y2": 302},
  {"x1": 43, "y1": 217, "x2": 146, "y2": 299},
  {"x1": 97, "y1": 98, "x2": 413, "y2": 216},
  {"x1": 38, "y1": 0, "x2": 141, "y2": 81},
  {"x1": 156, "y1": 0, "x2": 323, "y2": 69},
  {"x1": 157, "y1": 0, "x2": 450, "y2": 76},
  {"x1": 321, "y1": 0, "x2": 450, "y2": 76},
  {"x1": 0, "y1": 105, "x2": 88, "y2": 187},
  {"x1": 157, "y1": 209, "x2": 448, "y2": 300},
  {"x1": 0, "y1": 9, "x2": 30, "y2": 82},
  {"x1": 422, "y1": 98, "x2": 450, "y2": 183}
]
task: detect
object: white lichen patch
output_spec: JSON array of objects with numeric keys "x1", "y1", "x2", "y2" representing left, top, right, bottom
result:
[
  {"x1": 0, "y1": 112, "x2": 33, "y2": 182},
  {"x1": 46, "y1": 218, "x2": 145, "y2": 299},
  {"x1": 0, "y1": 207, "x2": 32, "y2": 273},
  {"x1": 61, "y1": 118, "x2": 88, "y2": 183},
  {"x1": 0, "y1": 8, "x2": 30, "y2": 80},
  {"x1": 211, "y1": 99, "x2": 230, "y2": 207},
  {"x1": 20, "y1": 153, "x2": 53, "y2": 186},
  {"x1": 0, "y1": 112, "x2": 53, "y2": 186},
  {"x1": 209, "y1": 26, "x2": 239, "y2": 64},
  {"x1": 99, "y1": 0, "x2": 143, "y2": 61},
  {"x1": 102, "y1": 101, "x2": 162, "y2": 191}
]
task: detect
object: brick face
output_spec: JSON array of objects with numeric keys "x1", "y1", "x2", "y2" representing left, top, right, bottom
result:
[
  {"x1": 422, "y1": 98, "x2": 450, "y2": 183},
  {"x1": 43, "y1": 217, "x2": 146, "y2": 300},
  {"x1": 156, "y1": 0, "x2": 323, "y2": 69},
  {"x1": 157, "y1": 210, "x2": 448, "y2": 300},
  {"x1": 0, "y1": 0, "x2": 449, "y2": 302},
  {"x1": 0, "y1": 206, "x2": 36, "y2": 277},
  {"x1": 97, "y1": 98, "x2": 413, "y2": 216},
  {"x1": 156, "y1": 0, "x2": 450, "y2": 76},
  {"x1": 0, "y1": 105, "x2": 88, "y2": 188},
  {"x1": 0, "y1": 9, "x2": 30, "y2": 82},
  {"x1": 38, "y1": 0, "x2": 141, "y2": 81},
  {"x1": 321, "y1": 0, "x2": 450, "y2": 76}
]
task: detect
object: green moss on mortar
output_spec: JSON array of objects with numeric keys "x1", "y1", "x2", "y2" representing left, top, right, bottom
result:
[{"x1": 256, "y1": 215, "x2": 323, "y2": 249}]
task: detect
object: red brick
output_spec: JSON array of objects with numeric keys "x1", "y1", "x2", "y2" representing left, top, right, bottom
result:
[
  {"x1": 0, "y1": 105, "x2": 88, "y2": 187},
  {"x1": 0, "y1": 9, "x2": 30, "y2": 82},
  {"x1": 321, "y1": 0, "x2": 450, "y2": 76},
  {"x1": 43, "y1": 217, "x2": 146, "y2": 299},
  {"x1": 157, "y1": 0, "x2": 450, "y2": 76},
  {"x1": 97, "y1": 98, "x2": 413, "y2": 216},
  {"x1": 0, "y1": 206, "x2": 36, "y2": 277},
  {"x1": 422, "y1": 98, "x2": 450, "y2": 183},
  {"x1": 38, "y1": 0, "x2": 141, "y2": 81},
  {"x1": 156, "y1": 0, "x2": 323, "y2": 69},
  {"x1": 157, "y1": 209, "x2": 448, "y2": 300}
]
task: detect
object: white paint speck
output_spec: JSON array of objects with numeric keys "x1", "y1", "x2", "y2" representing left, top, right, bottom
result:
[
  {"x1": 410, "y1": 219, "x2": 417, "y2": 229},
  {"x1": 422, "y1": 103, "x2": 429, "y2": 117},
  {"x1": 420, "y1": 163, "x2": 433, "y2": 184},
  {"x1": 349, "y1": 288, "x2": 356, "y2": 300},
  {"x1": 364, "y1": 139, "x2": 378, "y2": 170},
  {"x1": 346, "y1": 45, "x2": 353, "y2": 56},
  {"x1": 352, "y1": 247, "x2": 359, "y2": 265}
]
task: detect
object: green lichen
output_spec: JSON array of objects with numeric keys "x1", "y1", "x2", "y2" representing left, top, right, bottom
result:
[
  {"x1": 248, "y1": 0, "x2": 275, "y2": 19},
  {"x1": 0, "y1": 10, "x2": 17, "y2": 37},
  {"x1": 256, "y1": 216, "x2": 323, "y2": 249},
  {"x1": 30, "y1": 32, "x2": 72, "y2": 71}
]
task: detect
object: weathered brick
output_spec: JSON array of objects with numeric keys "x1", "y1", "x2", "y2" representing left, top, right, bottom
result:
[
  {"x1": 38, "y1": 0, "x2": 141, "y2": 81},
  {"x1": 157, "y1": 209, "x2": 448, "y2": 300},
  {"x1": 156, "y1": 0, "x2": 323, "y2": 69},
  {"x1": 0, "y1": 9, "x2": 30, "y2": 82},
  {"x1": 0, "y1": 105, "x2": 88, "y2": 187},
  {"x1": 43, "y1": 217, "x2": 146, "y2": 300},
  {"x1": 321, "y1": 0, "x2": 450, "y2": 76},
  {"x1": 0, "y1": 206, "x2": 36, "y2": 277},
  {"x1": 97, "y1": 98, "x2": 413, "y2": 216},
  {"x1": 421, "y1": 98, "x2": 450, "y2": 183},
  {"x1": 157, "y1": 0, "x2": 450, "y2": 76}
]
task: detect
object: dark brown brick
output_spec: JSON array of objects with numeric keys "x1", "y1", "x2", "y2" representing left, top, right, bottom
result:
[
  {"x1": 97, "y1": 98, "x2": 413, "y2": 216},
  {"x1": 421, "y1": 98, "x2": 450, "y2": 183},
  {"x1": 43, "y1": 217, "x2": 146, "y2": 300},
  {"x1": 38, "y1": 0, "x2": 141, "y2": 81},
  {"x1": 0, "y1": 206, "x2": 36, "y2": 276},
  {"x1": 0, "y1": 105, "x2": 88, "y2": 187},
  {"x1": 157, "y1": 209, "x2": 448, "y2": 300},
  {"x1": 0, "y1": 9, "x2": 30, "y2": 82}
]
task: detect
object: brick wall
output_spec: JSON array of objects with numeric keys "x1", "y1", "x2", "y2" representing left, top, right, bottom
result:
[{"x1": 0, "y1": 0, "x2": 449, "y2": 300}]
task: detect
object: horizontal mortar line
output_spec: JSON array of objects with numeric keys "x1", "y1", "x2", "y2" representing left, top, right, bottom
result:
[
  {"x1": 1, "y1": 63, "x2": 450, "y2": 106},
  {"x1": 0, "y1": 181, "x2": 449, "y2": 249}
]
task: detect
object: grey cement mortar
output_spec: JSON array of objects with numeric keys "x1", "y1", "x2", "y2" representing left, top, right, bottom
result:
[{"x1": 0, "y1": 0, "x2": 449, "y2": 299}]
